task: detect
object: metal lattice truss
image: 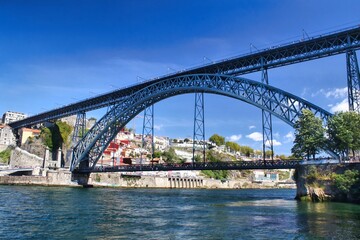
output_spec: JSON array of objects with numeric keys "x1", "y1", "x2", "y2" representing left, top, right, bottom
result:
[
  {"x1": 70, "y1": 74, "x2": 333, "y2": 171},
  {"x1": 193, "y1": 92, "x2": 205, "y2": 163},
  {"x1": 347, "y1": 50, "x2": 360, "y2": 112},
  {"x1": 261, "y1": 68, "x2": 274, "y2": 160},
  {"x1": 77, "y1": 160, "x2": 302, "y2": 173},
  {"x1": 142, "y1": 105, "x2": 154, "y2": 157},
  {"x1": 9, "y1": 26, "x2": 360, "y2": 130},
  {"x1": 71, "y1": 111, "x2": 86, "y2": 147}
]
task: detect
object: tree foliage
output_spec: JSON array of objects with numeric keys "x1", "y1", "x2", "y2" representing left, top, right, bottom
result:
[
  {"x1": 225, "y1": 141, "x2": 241, "y2": 152},
  {"x1": 327, "y1": 111, "x2": 360, "y2": 158},
  {"x1": 39, "y1": 121, "x2": 73, "y2": 151},
  {"x1": 40, "y1": 127, "x2": 53, "y2": 150},
  {"x1": 161, "y1": 147, "x2": 180, "y2": 163},
  {"x1": 0, "y1": 148, "x2": 12, "y2": 164},
  {"x1": 291, "y1": 109, "x2": 325, "y2": 159},
  {"x1": 201, "y1": 150, "x2": 229, "y2": 179},
  {"x1": 240, "y1": 146, "x2": 254, "y2": 157},
  {"x1": 209, "y1": 134, "x2": 225, "y2": 146},
  {"x1": 332, "y1": 170, "x2": 360, "y2": 195}
]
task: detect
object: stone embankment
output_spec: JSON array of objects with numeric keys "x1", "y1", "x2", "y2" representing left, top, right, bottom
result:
[
  {"x1": 0, "y1": 169, "x2": 295, "y2": 189},
  {"x1": 0, "y1": 147, "x2": 295, "y2": 189}
]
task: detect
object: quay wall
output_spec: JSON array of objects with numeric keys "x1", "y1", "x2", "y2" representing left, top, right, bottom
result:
[{"x1": 0, "y1": 169, "x2": 295, "y2": 189}]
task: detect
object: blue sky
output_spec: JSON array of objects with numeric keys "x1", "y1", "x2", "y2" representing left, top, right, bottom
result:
[{"x1": 0, "y1": 0, "x2": 359, "y2": 155}]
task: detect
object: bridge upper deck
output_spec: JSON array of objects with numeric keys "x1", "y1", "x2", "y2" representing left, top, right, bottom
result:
[{"x1": 9, "y1": 26, "x2": 360, "y2": 129}]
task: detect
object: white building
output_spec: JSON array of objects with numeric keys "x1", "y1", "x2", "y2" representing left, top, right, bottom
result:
[
  {"x1": 0, "y1": 124, "x2": 16, "y2": 146},
  {"x1": 2, "y1": 111, "x2": 27, "y2": 124}
]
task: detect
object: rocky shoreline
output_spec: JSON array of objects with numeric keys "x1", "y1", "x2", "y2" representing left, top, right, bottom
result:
[{"x1": 295, "y1": 163, "x2": 360, "y2": 204}]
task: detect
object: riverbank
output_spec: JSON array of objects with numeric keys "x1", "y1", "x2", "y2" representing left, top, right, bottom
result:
[
  {"x1": 0, "y1": 168, "x2": 296, "y2": 189},
  {"x1": 295, "y1": 163, "x2": 360, "y2": 203}
]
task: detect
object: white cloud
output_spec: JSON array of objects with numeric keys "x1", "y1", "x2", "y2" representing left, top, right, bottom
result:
[
  {"x1": 311, "y1": 87, "x2": 347, "y2": 99},
  {"x1": 246, "y1": 132, "x2": 263, "y2": 141},
  {"x1": 325, "y1": 87, "x2": 348, "y2": 99},
  {"x1": 249, "y1": 125, "x2": 256, "y2": 130},
  {"x1": 265, "y1": 139, "x2": 282, "y2": 146},
  {"x1": 330, "y1": 99, "x2": 348, "y2": 113},
  {"x1": 154, "y1": 124, "x2": 163, "y2": 130},
  {"x1": 226, "y1": 134, "x2": 242, "y2": 142},
  {"x1": 284, "y1": 131, "x2": 295, "y2": 143},
  {"x1": 273, "y1": 132, "x2": 280, "y2": 139}
]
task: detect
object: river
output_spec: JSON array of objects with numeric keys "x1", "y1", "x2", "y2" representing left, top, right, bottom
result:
[{"x1": 0, "y1": 186, "x2": 359, "y2": 239}]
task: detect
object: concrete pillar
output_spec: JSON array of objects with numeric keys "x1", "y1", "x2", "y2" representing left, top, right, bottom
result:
[
  {"x1": 57, "y1": 148, "x2": 62, "y2": 169},
  {"x1": 43, "y1": 147, "x2": 50, "y2": 169},
  {"x1": 169, "y1": 178, "x2": 172, "y2": 188}
]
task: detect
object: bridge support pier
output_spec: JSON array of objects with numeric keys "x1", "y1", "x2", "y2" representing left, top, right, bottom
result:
[
  {"x1": 72, "y1": 111, "x2": 86, "y2": 146},
  {"x1": 142, "y1": 105, "x2": 155, "y2": 164},
  {"x1": 261, "y1": 67, "x2": 274, "y2": 160},
  {"x1": 346, "y1": 50, "x2": 360, "y2": 112},
  {"x1": 193, "y1": 92, "x2": 206, "y2": 164}
]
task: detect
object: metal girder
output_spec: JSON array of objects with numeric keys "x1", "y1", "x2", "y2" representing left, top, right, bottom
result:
[
  {"x1": 142, "y1": 105, "x2": 154, "y2": 162},
  {"x1": 10, "y1": 26, "x2": 360, "y2": 130},
  {"x1": 70, "y1": 74, "x2": 333, "y2": 171},
  {"x1": 76, "y1": 160, "x2": 303, "y2": 173},
  {"x1": 261, "y1": 67, "x2": 274, "y2": 160},
  {"x1": 193, "y1": 92, "x2": 205, "y2": 163},
  {"x1": 71, "y1": 111, "x2": 86, "y2": 147},
  {"x1": 346, "y1": 50, "x2": 360, "y2": 112}
]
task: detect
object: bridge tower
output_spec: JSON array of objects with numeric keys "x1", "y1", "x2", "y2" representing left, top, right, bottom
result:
[
  {"x1": 68, "y1": 111, "x2": 86, "y2": 168},
  {"x1": 261, "y1": 62, "x2": 274, "y2": 160},
  {"x1": 71, "y1": 111, "x2": 86, "y2": 147},
  {"x1": 142, "y1": 105, "x2": 155, "y2": 163},
  {"x1": 193, "y1": 92, "x2": 206, "y2": 163},
  {"x1": 346, "y1": 50, "x2": 360, "y2": 113}
]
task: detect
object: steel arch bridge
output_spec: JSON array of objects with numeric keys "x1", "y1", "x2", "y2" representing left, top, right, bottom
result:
[{"x1": 70, "y1": 74, "x2": 333, "y2": 171}]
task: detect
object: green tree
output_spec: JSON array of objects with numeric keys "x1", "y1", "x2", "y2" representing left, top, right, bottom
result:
[
  {"x1": 40, "y1": 127, "x2": 53, "y2": 150},
  {"x1": 265, "y1": 150, "x2": 273, "y2": 159},
  {"x1": 291, "y1": 109, "x2": 325, "y2": 160},
  {"x1": 153, "y1": 151, "x2": 161, "y2": 158},
  {"x1": 209, "y1": 134, "x2": 225, "y2": 146},
  {"x1": 327, "y1": 111, "x2": 360, "y2": 159},
  {"x1": 161, "y1": 147, "x2": 180, "y2": 163},
  {"x1": 194, "y1": 154, "x2": 202, "y2": 163},
  {"x1": 0, "y1": 148, "x2": 12, "y2": 164},
  {"x1": 332, "y1": 170, "x2": 360, "y2": 195},
  {"x1": 201, "y1": 150, "x2": 228, "y2": 179},
  {"x1": 56, "y1": 121, "x2": 73, "y2": 149},
  {"x1": 240, "y1": 146, "x2": 254, "y2": 157},
  {"x1": 225, "y1": 141, "x2": 241, "y2": 152},
  {"x1": 39, "y1": 121, "x2": 73, "y2": 151}
]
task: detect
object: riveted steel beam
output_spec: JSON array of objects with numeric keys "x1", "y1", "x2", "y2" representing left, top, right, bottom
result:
[{"x1": 346, "y1": 50, "x2": 360, "y2": 112}]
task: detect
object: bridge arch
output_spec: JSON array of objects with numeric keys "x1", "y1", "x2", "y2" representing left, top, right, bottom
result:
[{"x1": 71, "y1": 74, "x2": 332, "y2": 171}]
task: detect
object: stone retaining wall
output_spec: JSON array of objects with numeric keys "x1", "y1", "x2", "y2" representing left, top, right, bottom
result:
[{"x1": 10, "y1": 147, "x2": 43, "y2": 168}]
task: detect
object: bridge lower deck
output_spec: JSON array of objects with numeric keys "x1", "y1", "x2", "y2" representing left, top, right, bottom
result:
[{"x1": 74, "y1": 160, "x2": 303, "y2": 173}]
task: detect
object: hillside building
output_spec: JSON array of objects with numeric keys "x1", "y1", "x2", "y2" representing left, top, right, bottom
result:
[
  {"x1": 0, "y1": 124, "x2": 16, "y2": 146},
  {"x1": 2, "y1": 111, "x2": 26, "y2": 124}
]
